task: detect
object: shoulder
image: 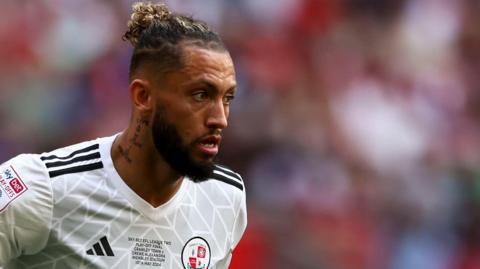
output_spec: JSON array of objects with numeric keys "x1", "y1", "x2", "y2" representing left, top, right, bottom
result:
[
  {"x1": 39, "y1": 138, "x2": 104, "y2": 179},
  {"x1": 0, "y1": 137, "x2": 105, "y2": 211},
  {"x1": 0, "y1": 153, "x2": 52, "y2": 209},
  {"x1": 208, "y1": 165, "x2": 247, "y2": 247},
  {"x1": 0, "y1": 154, "x2": 54, "y2": 261},
  {"x1": 1, "y1": 153, "x2": 49, "y2": 192},
  {"x1": 208, "y1": 164, "x2": 245, "y2": 192}
]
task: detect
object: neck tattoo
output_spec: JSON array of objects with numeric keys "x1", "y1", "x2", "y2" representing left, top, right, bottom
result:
[{"x1": 119, "y1": 118, "x2": 149, "y2": 163}]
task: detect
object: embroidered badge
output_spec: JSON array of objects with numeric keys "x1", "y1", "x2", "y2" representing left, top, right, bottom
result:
[
  {"x1": 0, "y1": 165, "x2": 28, "y2": 212},
  {"x1": 181, "y1": 237, "x2": 211, "y2": 269}
]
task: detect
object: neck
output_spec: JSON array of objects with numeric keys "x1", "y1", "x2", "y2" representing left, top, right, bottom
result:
[{"x1": 111, "y1": 119, "x2": 183, "y2": 207}]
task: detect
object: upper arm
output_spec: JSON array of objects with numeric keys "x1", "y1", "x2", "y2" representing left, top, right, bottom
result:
[
  {"x1": 0, "y1": 155, "x2": 53, "y2": 266},
  {"x1": 231, "y1": 180, "x2": 247, "y2": 250}
]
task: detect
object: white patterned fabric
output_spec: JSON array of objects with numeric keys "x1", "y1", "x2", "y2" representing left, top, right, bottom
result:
[{"x1": 0, "y1": 135, "x2": 247, "y2": 269}]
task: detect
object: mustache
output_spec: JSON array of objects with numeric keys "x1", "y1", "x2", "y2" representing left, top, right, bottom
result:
[{"x1": 191, "y1": 129, "x2": 222, "y2": 145}]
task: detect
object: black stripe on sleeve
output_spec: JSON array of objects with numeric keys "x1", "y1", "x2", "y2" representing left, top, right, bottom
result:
[
  {"x1": 49, "y1": 162, "x2": 104, "y2": 178},
  {"x1": 214, "y1": 165, "x2": 242, "y2": 182},
  {"x1": 44, "y1": 152, "x2": 101, "y2": 168},
  {"x1": 41, "y1": 144, "x2": 100, "y2": 161},
  {"x1": 210, "y1": 173, "x2": 244, "y2": 191}
]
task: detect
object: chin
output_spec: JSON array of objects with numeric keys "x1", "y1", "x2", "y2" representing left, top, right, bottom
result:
[
  {"x1": 184, "y1": 156, "x2": 214, "y2": 180},
  {"x1": 193, "y1": 151, "x2": 216, "y2": 163},
  {"x1": 194, "y1": 158, "x2": 215, "y2": 171}
]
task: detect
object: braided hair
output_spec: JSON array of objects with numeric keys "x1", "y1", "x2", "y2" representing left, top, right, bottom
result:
[{"x1": 123, "y1": 2, "x2": 226, "y2": 81}]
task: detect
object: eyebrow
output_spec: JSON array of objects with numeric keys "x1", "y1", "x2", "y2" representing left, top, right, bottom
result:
[{"x1": 188, "y1": 80, "x2": 236, "y2": 93}]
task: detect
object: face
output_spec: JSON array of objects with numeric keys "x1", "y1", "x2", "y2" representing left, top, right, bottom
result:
[{"x1": 150, "y1": 46, "x2": 236, "y2": 180}]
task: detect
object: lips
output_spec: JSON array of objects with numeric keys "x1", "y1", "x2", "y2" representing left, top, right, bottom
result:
[{"x1": 197, "y1": 135, "x2": 221, "y2": 156}]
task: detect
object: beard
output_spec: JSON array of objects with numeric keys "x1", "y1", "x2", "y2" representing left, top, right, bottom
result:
[{"x1": 151, "y1": 106, "x2": 214, "y2": 182}]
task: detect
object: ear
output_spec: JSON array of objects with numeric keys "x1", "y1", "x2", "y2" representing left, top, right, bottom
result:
[{"x1": 130, "y1": 79, "x2": 153, "y2": 114}]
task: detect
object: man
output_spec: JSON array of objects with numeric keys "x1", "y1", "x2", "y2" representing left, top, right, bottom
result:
[{"x1": 0, "y1": 2, "x2": 246, "y2": 268}]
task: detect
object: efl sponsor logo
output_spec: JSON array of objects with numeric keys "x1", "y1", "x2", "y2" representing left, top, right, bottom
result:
[
  {"x1": 10, "y1": 178, "x2": 25, "y2": 193},
  {"x1": 0, "y1": 166, "x2": 28, "y2": 212}
]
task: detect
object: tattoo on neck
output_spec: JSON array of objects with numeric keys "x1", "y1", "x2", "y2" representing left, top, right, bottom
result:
[
  {"x1": 119, "y1": 118, "x2": 149, "y2": 163},
  {"x1": 119, "y1": 145, "x2": 132, "y2": 163}
]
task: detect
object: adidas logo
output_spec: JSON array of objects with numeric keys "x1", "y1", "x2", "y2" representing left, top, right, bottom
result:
[{"x1": 86, "y1": 236, "x2": 115, "y2": 256}]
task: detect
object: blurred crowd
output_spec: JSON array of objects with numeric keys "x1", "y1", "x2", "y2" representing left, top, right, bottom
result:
[{"x1": 1, "y1": 0, "x2": 480, "y2": 268}]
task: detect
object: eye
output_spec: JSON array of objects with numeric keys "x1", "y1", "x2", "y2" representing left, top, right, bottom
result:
[
  {"x1": 223, "y1": 94, "x2": 235, "y2": 105},
  {"x1": 192, "y1": 90, "x2": 209, "y2": 102}
]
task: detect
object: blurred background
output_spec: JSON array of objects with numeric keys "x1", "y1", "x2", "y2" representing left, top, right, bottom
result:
[{"x1": 1, "y1": 0, "x2": 480, "y2": 268}]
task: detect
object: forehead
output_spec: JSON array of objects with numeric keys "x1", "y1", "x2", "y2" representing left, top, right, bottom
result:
[{"x1": 177, "y1": 46, "x2": 236, "y2": 85}]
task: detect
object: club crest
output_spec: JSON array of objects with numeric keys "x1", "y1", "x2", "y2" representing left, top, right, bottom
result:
[{"x1": 181, "y1": 237, "x2": 211, "y2": 269}]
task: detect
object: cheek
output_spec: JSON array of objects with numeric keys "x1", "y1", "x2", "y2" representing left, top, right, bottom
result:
[
  {"x1": 225, "y1": 106, "x2": 230, "y2": 118},
  {"x1": 161, "y1": 102, "x2": 207, "y2": 142},
  {"x1": 176, "y1": 116, "x2": 201, "y2": 143}
]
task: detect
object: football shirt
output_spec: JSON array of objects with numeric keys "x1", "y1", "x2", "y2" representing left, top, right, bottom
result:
[{"x1": 0, "y1": 134, "x2": 247, "y2": 268}]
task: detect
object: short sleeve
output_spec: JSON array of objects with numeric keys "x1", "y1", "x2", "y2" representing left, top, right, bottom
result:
[
  {"x1": 231, "y1": 185, "x2": 247, "y2": 250},
  {"x1": 0, "y1": 154, "x2": 53, "y2": 266}
]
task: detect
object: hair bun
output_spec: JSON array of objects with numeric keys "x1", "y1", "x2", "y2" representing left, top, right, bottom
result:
[{"x1": 123, "y1": 2, "x2": 171, "y2": 46}]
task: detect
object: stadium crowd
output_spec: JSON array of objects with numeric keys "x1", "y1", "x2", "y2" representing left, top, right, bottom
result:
[{"x1": 1, "y1": 0, "x2": 479, "y2": 268}]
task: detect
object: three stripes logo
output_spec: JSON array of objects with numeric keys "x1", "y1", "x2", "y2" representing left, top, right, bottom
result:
[
  {"x1": 40, "y1": 144, "x2": 104, "y2": 178},
  {"x1": 86, "y1": 236, "x2": 115, "y2": 257},
  {"x1": 210, "y1": 165, "x2": 244, "y2": 191}
]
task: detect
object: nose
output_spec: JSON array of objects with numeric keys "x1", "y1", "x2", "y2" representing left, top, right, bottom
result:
[{"x1": 206, "y1": 99, "x2": 228, "y2": 130}]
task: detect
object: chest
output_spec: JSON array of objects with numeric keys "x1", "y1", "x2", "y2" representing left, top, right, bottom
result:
[{"x1": 40, "y1": 179, "x2": 234, "y2": 268}]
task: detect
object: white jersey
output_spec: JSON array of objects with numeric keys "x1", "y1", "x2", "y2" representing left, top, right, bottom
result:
[{"x1": 0, "y1": 135, "x2": 247, "y2": 269}]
